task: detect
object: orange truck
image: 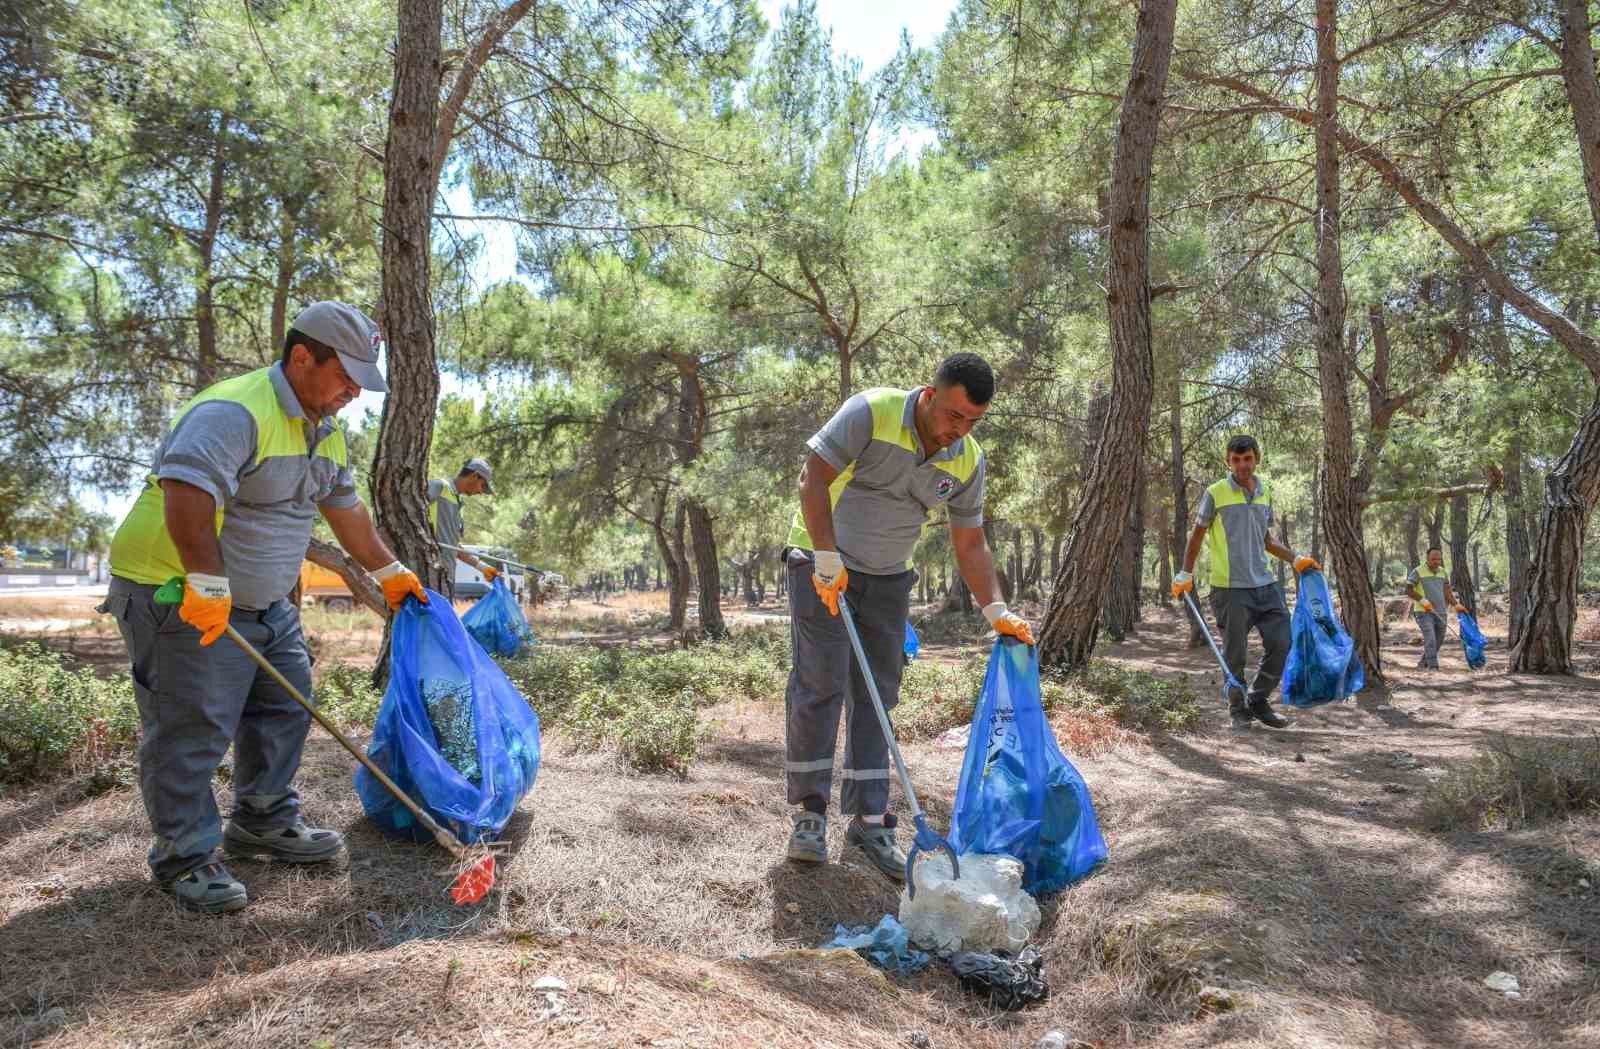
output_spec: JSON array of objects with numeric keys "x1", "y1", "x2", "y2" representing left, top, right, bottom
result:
[{"x1": 299, "y1": 560, "x2": 358, "y2": 612}]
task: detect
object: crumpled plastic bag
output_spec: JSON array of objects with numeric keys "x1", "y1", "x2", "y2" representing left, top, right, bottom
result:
[
  {"x1": 1458, "y1": 610, "x2": 1488, "y2": 669},
  {"x1": 898, "y1": 852, "x2": 1041, "y2": 955},
  {"x1": 1281, "y1": 569, "x2": 1366, "y2": 706},
  {"x1": 903, "y1": 620, "x2": 920, "y2": 662},
  {"x1": 949, "y1": 945, "x2": 1048, "y2": 1010},
  {"x1": 820, "y1": 914, "x2": 930, "y2": 975},
  {"x1": 461, "y1": 576, "x2": 535, "y2": 658},
  {"x1": 358, "y1": 588, "x2": 541, "y2": 845}
]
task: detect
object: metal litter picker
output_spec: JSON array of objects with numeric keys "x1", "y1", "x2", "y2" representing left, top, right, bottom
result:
[
  {"x1": 1181, "y1": 589, "x2": 1251, "y2": 704},
  {"x1": 155, "y1": 577, "x2": 500, "y2": 905},
  {"x1": 836, "y1": 596, "x2": 959, "y2": 898}
]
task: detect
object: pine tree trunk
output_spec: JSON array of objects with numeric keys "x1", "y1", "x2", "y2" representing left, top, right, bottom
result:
[
  {"x1": 1310, "y1": 463, "x2": 1324, "y2": 567},
  {"x1": 1404, "y1": 507, "x2": 1421, "y2": 572},
  {"x1": 1449, "y1": 492, "x2": 1476, "y2": 615},
  {"x1": 1277, "y1": 512, "x2": 1290, "y2": 589},
  {"x1": 1038, "y1": 0, "x2": 1173, "y2": 668},
  {"x1": 1511, "y1": 395, "x2": 1600, "y2": 672},
  {"x1": 1311, "y1": 0, "x2": 1381, "y2": 679},
  {"x1": 1157, "y1": 526, "x2": 1172, "y2": 606},
  {"x1": 686, "y1": 499, "x2": 726, "y2": 638},
  {"x1": 1505, "y1": 431, "x2": 1533, "y2": 647},
  {"x1": 1426, "y1": 505, "x2": 1444, "y2": 552}
]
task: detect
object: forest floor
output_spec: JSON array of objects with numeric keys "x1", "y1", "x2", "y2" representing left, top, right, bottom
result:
[{"x1": 1, "y1": 590, "x2": 1598, "y2": 1048}]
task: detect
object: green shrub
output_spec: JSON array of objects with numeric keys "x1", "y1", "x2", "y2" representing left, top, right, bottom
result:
[
  {"x1": 1422, "y1": 734, "x2": 1600, "y2": 831},
  {"x1": 615, "y1": 688, "x2": 707, "y2": 776},
  {"x1": 896, "y1": 659, "x2": 987, "y2": 740},
  {"x1": 0, "y1": 643, "x2": 139, "y2": 782},
  {"x1": 315, "y1": 662, "x2": 384, "y2": 728},
  {"x1": 1046, "y1": 661, "x2": 1204, "y2": 734}
]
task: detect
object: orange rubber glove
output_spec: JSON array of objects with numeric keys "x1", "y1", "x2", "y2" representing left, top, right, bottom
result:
[
  {"x1": 1171, "y1": 570, "x2": 1194, "y2": 599},
  {"x1": 1454, "y1": 603, "x2": 1467, "y2": 614},
  {"x1": 179, "y1": 572, "x2": 231, "y2": 646},
  {"x1": 1420, "y1": 600, "x2": 1434, "y2": 613},
  {"x1": 1293, "y1": 556, "x2": 1321, "y2": 575},
  {"x1": 481, "y1": 563, "x2": 499, "y2": 583},
  {"x1": 811, "y1": 550, "x2": 848, "y2": 617},
  {"x1": 372, "y1": 561, "x2": 427, "y2": 611},
  {"x1": 983, "y1": 602, "x2": 1036, "y2": 646}
]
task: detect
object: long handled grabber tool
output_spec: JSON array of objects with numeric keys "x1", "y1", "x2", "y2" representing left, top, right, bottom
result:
[
  {"x1": 155, "y1": 578, "x2": 500, "y2": 905},
  {"x1": 438, "y1": 544, "x2": 545, "y2": 577},
  {"x1": 1181, "y1": 589, "x2": 1250, "y2": 704},
  {"x1": 836, "y1": 596, "x2": 959, "y2": 898}
]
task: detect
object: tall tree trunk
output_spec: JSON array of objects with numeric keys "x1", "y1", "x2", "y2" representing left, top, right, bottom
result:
[
  {"x1": 1449, "y1": 492, "x2": 1476, "y2": 615},
  {"x1": 1561, "y1": 0, "x2": 1600, "y2": 248},
  {"x1": 1311, "y1": 0, "x2": 1381, "y2": 678},
  {"x1": 1310, "y1": 462, "x2": 1324, "y2": 567},
  {"x1": 686, "y1": 499, "x2": 726, "y2": 638},
  {"x1": 1426, "y1": 506, "x2": 1444, "y2": 552},
  {"x1": 1278, "y1": 513, "x2": 1294, "y2": 589},
  {"x1": 1157, "y1": 525, "x2": 1172, "y2": 606},
  {"x1": 270, "y1": 202, "x2": 298, "y2": 355},
  {"x1": 1168, "y1": 381, "x2": 1207, "y2": 647},
  {"x1": 1404, "y1": 507, "x2": 1421, "y2": 571},
  {"x1": 658, "y1": 498, "x2": 689, "y2": 631},
  {"x1": 1026, "y1": 525, "x2": 1044, "y2": 596},
  {"x1": 194, "y1": 112, "x2": 229, "y2": 389},
  {"x1": 1038, "y1": 0, "x2": 1174, "y2": 668},
  {"x1": 1505, "y1": 432, "x2": 1533, "y2": 646}
]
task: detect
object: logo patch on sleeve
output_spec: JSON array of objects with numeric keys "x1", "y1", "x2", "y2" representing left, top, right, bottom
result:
[{"x1": 935, "y1": 475, "x2": 958, "y2": 500}]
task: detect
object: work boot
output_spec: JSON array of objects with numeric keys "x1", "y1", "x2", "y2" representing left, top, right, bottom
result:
[
  {"x1": 166, "y1": 861, "x2": 248, "y2": 914},
  {"x1": 1248, "y1": 697, "x2": 1290, "y2": 729},
  {"x1": 847, "y1": 815, "x2": 907, "y2": 883},
  {"x1": 787, "y1": 811, "x2": 827, "y2": 864},
  {"x1": 224, "y1": 818, "x2": 345, "y2": 864},
  {"x1": 1227, "y1": 687, "x2": 1252, "y2": 732}
]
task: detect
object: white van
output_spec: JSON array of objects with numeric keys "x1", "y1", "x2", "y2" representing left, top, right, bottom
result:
[{"x1": 454, "y1": 545, "x2": 524, "y2": 600}]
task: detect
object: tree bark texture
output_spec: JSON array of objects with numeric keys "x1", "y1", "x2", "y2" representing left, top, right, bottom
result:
[
  {"x1": 306, "y1": 537, "x2": 388, "y2": 619},
  {"x1": 1038, "y1": 0, "x2": 1174, "y2": 669},
  {"x1": 1311, "y1": 0, "x2": 1382, "y2": 679},
  {"x1": 1449, "y1": 492, "x2": 1476, "y2": 616},
  {"x1": 193, "y1": 112, "x2": 229, "y2": 389},
  {"x1": 1404, "y1": 508, "x2": 1420, "y2": 572},
  {"x1": 1168, "y1": 382, "x2": 1207, "y2": 647},
  {"x1": 1561, "y1": 0, "x2": 1600, "y2": 248},
  {"x1": 372, "y1": 0, "x2": 445, "y2": 598},
  {"x1": 686, "y1": 499, "x2": 726, "y2": 638}
]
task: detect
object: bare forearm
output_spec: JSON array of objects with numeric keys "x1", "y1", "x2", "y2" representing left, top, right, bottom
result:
[
  {"x1": 321, "y1": 503, "x2": 400, "y2": 571},
  {"x1": 1264, "y1": 532, "x2": 1296, "y2": 563},
  {"x1": 798, "y1": 457, "x2": 838, "y2": 552},
  {"x1": 160, "y1": 480, "x2": 224, "y2": 576},
  {"x1": 1181, "y1": 527, "x2": 1206, "y2": 573},
  {"x1": 952, "y1": 528, "x2": 1002, "y2": 607}
]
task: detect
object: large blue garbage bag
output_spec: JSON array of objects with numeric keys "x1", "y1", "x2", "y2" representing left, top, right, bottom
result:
[
  {"x1": 1458, "y1": 611, "x2": 1488, "y2": 669},
  {"x1": 1281, "y1": 569, "x2": 1366, "y2": 707},
  {"x1": 904, "y1": 621, "x2": 920, "y2": 661},
  {"x1": 461, "y1": 576, "x2": 534, "y2": 658},
  {"x1": 949, "y1": 639, "x2": 1107, "y2": 896},
  {"x1": 357, "y1": 589, "x2": 541, "y2": 844}
]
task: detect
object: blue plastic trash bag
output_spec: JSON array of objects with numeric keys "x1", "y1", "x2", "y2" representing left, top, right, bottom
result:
[
  {"x1": 1281, "y1": 569, "x2": 1366, "y2": 707},
  {"x1": 461, "y1": 576, "x2": 534, "y2": 658},
  {"x1": 1458, "y1": 611, "x2": 1487, "y2": 669},
  {"x1": 357, "y1": 589, "x2": 541, "y2": 844},
  {"x1": 904, "y1": 620, "x2": 920, "y2": 661},
  {"x1": 821, "y1": 915, "x2": 930, "y2": 975},
  {"x1": 949, "y1": 639, "x2": 1107, "y2": 896}
]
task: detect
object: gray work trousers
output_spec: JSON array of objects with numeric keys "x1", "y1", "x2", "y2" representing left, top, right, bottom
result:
[
  {"x1": 1209, "y1": 584, "x2": 1291, "y2": 706},
  {"x1": 1414, "y1": 612, "x2": 1443, "y2": 668},
  {"x1": 101, "y1": 576, "x2": 313, "y2": 881},
  {"x1": 784, "y1": 556, "x2": 915, "y2": 816}
]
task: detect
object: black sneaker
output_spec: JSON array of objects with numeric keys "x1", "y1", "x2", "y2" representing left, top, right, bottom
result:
[{"x1": 1248, "y1": 697, "x2": 1290, "y2": 729}]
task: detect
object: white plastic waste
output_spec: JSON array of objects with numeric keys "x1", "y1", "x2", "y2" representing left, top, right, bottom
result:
[{"x1": 897, "y1": 852, "x2": 1041, "y2": 954}]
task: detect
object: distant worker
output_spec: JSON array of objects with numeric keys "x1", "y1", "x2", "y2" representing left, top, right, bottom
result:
[
  {"x1": 428, "y1": 457, "x2": 498, "y2": 596},
  {"x1": 1172, "y1": 435, "x2": 1320, "y2": 730},
  {"x1": 1407, "y1": 546, "x2": 1465, "y2": 670},
  {"x1": 781, "y1": 353, "x2": 1032, "y2": 881},
  {"x1": 103, "y1": 302, "x2": 428, "y2": 913}
]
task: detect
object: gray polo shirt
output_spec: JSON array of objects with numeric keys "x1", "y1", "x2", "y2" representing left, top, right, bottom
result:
[
  {"x1": 788, "y1": 387, "x2": 986, "y2": 575},
  {"x1": 1194, "y1": 474, "x2": 1275, "y2": 589},
  {"x1": 1407, "y1": 564, "x2": 1449, "y2": 613},
  {"x1": 428, "y1": 478, "x2": 465, "y2": 548},
  {"x1": 149, "y1": 365, "x2": 359, "y2": 609}
]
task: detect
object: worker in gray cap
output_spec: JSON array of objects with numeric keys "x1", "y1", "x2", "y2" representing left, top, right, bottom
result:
[
  {"x1": 105, "y1": 301, "x2": 428, "y2": 913},
  {"x1": 428, "y1": 457, "x2": 497, "y2": 597}
]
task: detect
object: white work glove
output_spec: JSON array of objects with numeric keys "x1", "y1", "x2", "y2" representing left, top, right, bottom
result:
[
  {"x1": 982, "y1": 601, "x2": 1036, "y2": 646},
  {"x1": 371, "y1": 560, "x2": 427, "y2": 611},
  {"x1": 810, "y1": 549, "x2": 847, "y2": 616},
  {"x1": 1171, "y1": 570, "x2": 1194, "y2": 598}
]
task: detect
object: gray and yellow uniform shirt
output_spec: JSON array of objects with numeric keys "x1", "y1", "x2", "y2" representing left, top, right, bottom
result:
[
  {"x1": 786, "y1": 387, "x2": 986, "y2": 575},
  {"x1": 1194, "y1": 474, "x2": 1275, "y2": 589},
  {"x1": 1407, "y1": 563, "x2": 1449, "y2": 613},
  {"x1": 109, "y1": 364, "x2": 358, "y2": 609},
  {"x1": 427, "y1": 478, "x2": 465, "y2": 549}
]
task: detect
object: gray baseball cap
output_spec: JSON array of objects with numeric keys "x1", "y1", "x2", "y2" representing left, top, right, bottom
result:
[
  {"x1": 463, "y1": 457, "x2": 494, "y2": 493},
  {"x1": 288, "y1": 301, "x2": 388, "y2": 393}
]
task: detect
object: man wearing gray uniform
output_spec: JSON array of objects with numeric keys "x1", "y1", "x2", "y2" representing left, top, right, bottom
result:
[
  {"x1": 1407, "y1": 546, "x2": 1465, "y2": 669},
  {"x1": 428, "y1": 458, "x2": 498, "y2": 597},
  {"x1": 781, "y1": 353, "x2": 1033, "y2": 880},
  {"x1": 104, "y1": 302, "x2": 427, "y2": 913}
]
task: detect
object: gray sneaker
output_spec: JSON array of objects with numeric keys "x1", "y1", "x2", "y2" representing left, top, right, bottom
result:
[
  {"x1": 787, "y1": 812, "x2": 827, "y2": 864},
  {"x1": 1228, "y1": 687, "x2": 1251, "y2": 732},
  {"x1": 224, "y1": 818, "x2": 345, "y2": 864},
  {"x1": 167, "y1": 861, "x2": 248, "y2": 914},
  {"x1": 846, "y1": 816, "x2": 906, "y2": 882}
]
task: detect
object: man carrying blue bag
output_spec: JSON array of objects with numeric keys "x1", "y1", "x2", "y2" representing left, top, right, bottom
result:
[
  {"x1": 1407, "y1": 547, "x2": 1467, "y2": 670},
  {"x1": 1172, "y1": 435, "x2": 1322, "y2": 731},
  {"x1": 780, "y1": 354, "x2": 1032, "y2": 881}
]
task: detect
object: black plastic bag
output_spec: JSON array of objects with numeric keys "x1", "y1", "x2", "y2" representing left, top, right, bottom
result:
[{"x1": 948, "y1": 946, "x2": 1048, "y2": 1010}]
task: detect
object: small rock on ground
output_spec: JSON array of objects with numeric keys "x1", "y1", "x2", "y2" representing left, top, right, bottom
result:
[
  {"x1": 1484, "y1": 971, "x2": 1520, "y2": 994},
  {"x1": 533, "y1": 975, "x2": 569, "y2": 992},
  {"x1": 1196, "y1": 986, "x2": 1236, "y2": 1016}
]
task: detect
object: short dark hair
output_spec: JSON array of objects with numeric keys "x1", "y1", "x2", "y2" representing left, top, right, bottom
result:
[
  {"x1": 282, "y1": 327, "x2": 340, "y2": 367},
  {"x1": 1226, "y1": 434, "x2": 1260, "y2": 457},
  {"x1": 1427, "y1": 545, "x2": 1443, "y2": 555},
  {"x1": 933, "y1": 352, "x2": 995, "y2": 405}
]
